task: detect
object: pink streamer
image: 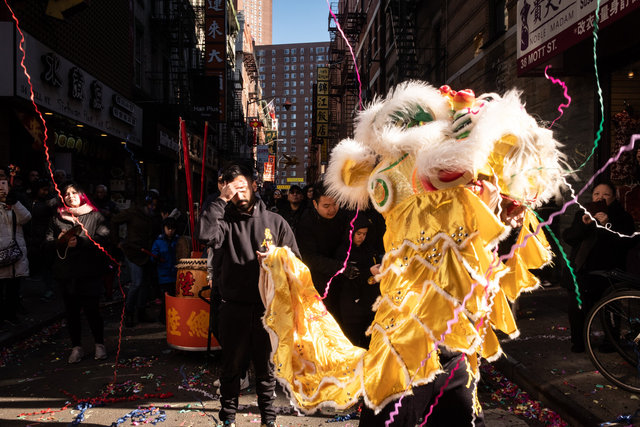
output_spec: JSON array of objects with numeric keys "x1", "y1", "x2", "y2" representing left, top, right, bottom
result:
[
  {"x1": 386, "y1": 129, "x2": 640, "y2": 423},
  {"x1": 415, "y1": 135, "x2": 640, "y2": 423},
  {"x1": 500, "y1": 134, "x2": 640, "y2": 268},
  {"x1": 312, "y1": 2, "x2": 367, "y2": 313},
  {"x1": 420, "y1": 355, "x2": 465, "y2": 426},
  {"x1": 544, "y1": 65, "x2": 572, "y2": 128},
  {"x1": 326, "y1": 1, "x2": 364, "y2": 110},
  {"x1": 318, "y1": 209, "x2": 359, "y2": 300}
]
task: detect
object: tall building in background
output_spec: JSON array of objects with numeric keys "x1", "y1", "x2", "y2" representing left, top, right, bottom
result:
[
  {"x1": 241, "y1": 0, "x2": 272, "y2": 45},
  {"x1": 256, "y1": 42, "x2": 330, "y2": 188}
]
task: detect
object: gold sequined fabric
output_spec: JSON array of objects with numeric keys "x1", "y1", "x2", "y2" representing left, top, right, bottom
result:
[{"x1": 261, "y1": 150, "x2": 552, "y2": 413}]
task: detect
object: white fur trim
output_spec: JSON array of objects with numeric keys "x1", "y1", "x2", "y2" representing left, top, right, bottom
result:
[
  {"x1": 325, "y1": 138, "x2": 376, "y2": 209},
  {"x1": 467, "y1": 90, "x2": 566, "y2": 206},
  {"x1": 354, "y1": 81, "x2": 451, "y2": 156}
]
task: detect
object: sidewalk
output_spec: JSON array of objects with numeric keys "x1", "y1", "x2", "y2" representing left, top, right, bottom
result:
[
  {"x1": 498, "y1": 284, "x2": 640, "y2": 426},
  {"x1": 2, "y1": 279, "x2": 635, "y2": 426},
  {"x1": 0, "y1": 276, "x2": 124, "y2": 349},
  {"x1": 0, "y1": 277, "x2": 67, "y2": 348}
]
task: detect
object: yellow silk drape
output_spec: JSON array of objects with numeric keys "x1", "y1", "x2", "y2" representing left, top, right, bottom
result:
[{"x1": 260, "y1": 186, "x2": 551, "y2": 414}]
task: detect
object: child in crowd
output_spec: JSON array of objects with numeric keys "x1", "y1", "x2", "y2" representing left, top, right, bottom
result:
[
  {"x1": 151, "y1": 217, "x2": 178, "y2": 323},
  {"x1": 337, "y1": 213, "x2": 381, "y2": 348}
]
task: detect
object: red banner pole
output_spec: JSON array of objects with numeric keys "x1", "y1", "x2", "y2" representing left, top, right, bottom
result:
[
  {"x1": 199, "y1": 121, "x2": 208, "y2": 209},
  {"x1": 180, "y1": 118, "x2": 197, "y2": 253}
]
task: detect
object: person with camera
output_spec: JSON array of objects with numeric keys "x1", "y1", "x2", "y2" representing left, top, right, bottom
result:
[
  {"x1": 0, "y1": 173, "x2": 31, "y2": 327},
  {"x1": 45, "y1": 181, "x2": 111, "y2": 363},
  {"x1": 563, "y1": 181, "x2": 635, "y2": 352}
]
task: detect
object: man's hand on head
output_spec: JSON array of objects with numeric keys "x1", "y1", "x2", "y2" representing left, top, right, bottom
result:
[{"x1": 219, "y1": 181, "x2": 239, "y2": 202}]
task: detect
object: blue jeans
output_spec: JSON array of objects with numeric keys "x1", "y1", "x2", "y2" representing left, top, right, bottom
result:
[{"x1": 125, "y1": 259, "x2": 147, "y2": 312}]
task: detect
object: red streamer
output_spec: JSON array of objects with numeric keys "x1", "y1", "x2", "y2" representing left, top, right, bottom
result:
[
  {"x1": 3, "y1": 0, "x2": 128, "y2": 390},
  {"x1": 180, "y1": 118, "x2": 197, "y2": 252},
  {"x1": 17, "y1": 391, "x2": 174, "y2": 418},
  {"x1": 199, "y1": 121, "x2": 208, "y2": 209}
]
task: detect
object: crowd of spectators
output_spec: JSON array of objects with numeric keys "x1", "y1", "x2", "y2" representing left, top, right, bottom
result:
[
  {"x1": 0, "y1": 164, "x2": 190, "y2": 364},
  {"x1": 4, "y1": 160, "x2": 640, "y2": 424}
]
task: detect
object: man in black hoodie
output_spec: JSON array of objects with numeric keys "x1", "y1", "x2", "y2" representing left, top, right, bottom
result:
[{"x1": 198, "y1": 164, "x2": 298, "y2": 427}]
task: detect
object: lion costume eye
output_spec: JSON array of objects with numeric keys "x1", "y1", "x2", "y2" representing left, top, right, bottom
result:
[{"x1": 390, "y1": 105, "x2": 434, "y2": 129}]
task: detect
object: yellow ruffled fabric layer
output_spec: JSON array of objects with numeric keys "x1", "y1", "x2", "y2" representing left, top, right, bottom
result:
[
  {"x1": 260, "y1": 249, "x2": 366, "y2": 412},
  {"x1": 501, "y1": 209, "x2": 552, "y2": 302},
  {"x1": 260, "y1": 187, "x2": 551, "y2": 413}
]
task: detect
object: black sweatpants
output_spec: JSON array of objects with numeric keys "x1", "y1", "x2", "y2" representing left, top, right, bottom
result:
[
  {"x1": 567, "y1": 272, "x2": 609, "y2": 347},
  {"x1": 218, "y1": 300, "x2": 276, "y2": 424},
  {"x1": 359, "y1": 350, "x2": 485, "y2": 426},
  {"x1": 60, "y1": 287, "x2": 104, "y2": 347},
  {"x1": 0, "y1": 277, "x2": 20, "y2": 321}
]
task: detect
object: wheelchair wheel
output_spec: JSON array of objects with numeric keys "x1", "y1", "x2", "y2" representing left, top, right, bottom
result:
[{"x1": 584, "y1": 290, "x2": 640, "y2": 393}]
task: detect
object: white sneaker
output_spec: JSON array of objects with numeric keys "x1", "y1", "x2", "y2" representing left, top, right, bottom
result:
[
  {"x1": 68, "y1": 346, "x2": 84, "y2": 363},
  {"x1": 213, "y1": 373, "x2": 250, "y2": 389},
  {"x1": 94, "y1": 344, "x2": 107, "y2": 360},
  {"x1": 240, "y1": 372, "x2": 250, "y2": 390}
]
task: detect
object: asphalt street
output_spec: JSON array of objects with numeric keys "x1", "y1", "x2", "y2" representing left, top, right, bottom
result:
[{"x1": 0, "y1": 280, "x2": 569, "y2": 426}]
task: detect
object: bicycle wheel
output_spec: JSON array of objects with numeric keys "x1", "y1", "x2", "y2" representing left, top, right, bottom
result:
[{"x1": 584, "y1": 290, "x2": 640, "y2": 393}]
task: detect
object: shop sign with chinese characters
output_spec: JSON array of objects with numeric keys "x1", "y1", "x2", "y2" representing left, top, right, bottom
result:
[
  {"x1": 315, "y1": 65, "x2": 330, "y2": 164},
  {"x1": 204, "y1": 0, "x2": 226, "y2": 121},
  {"x1": 517, "y1": 0, "x2": 640, "y2": 75},
  {"x1": 3, "y1": 23, "x2": 143, "y2": 145}
]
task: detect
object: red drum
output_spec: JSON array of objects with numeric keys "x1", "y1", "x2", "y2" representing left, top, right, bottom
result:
[
  {"x1": 175, "y1": 258, "x2": 210, "y2": 298},
  {"x1": 165, "y1": 294, "x2": 220, "y2": 351}
]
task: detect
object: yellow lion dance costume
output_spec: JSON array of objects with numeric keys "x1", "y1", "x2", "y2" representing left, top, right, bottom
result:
[{"x1": 258, "y1": 81, "x2": 565, "y2": 422}]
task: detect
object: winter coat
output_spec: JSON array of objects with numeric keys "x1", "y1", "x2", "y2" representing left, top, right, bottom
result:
[
  {"x1": 295, "y1": 208, "x2": 352, "y2": 294},
  {"x1": 277, "y1": 202, "x2": 306, "y2": 233},
  {"x1": 151, "y1": 233, "x2": 178, "y2": 284},
  {"x1": 198, "y1": 198, "x2": 299, "y2": 304},
  {"x1": 0, "y1": 201, "x2": 31, "y2": 279},
  {"x1": 45, "y1": 206, "x2": 110, "y2": 290},
  {"x1": 563, "y1": 199, "x2": 636, "y2": 273},
  {"x1": 111, "y1": 205, "x2": 161, "y2": 266},
  {"x1": 337, "y1": 242, "x2": 380, "y2": 317},
  {"x1": 24, "y1": 195, "x2": 57, "y2": 249},
  {"x1": 24, "y1": 195, "x2": 57, "y2": 272}
]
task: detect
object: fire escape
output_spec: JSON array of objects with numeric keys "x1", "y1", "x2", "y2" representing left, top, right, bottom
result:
[
  {"x1": 385, "y1": 0, "x2": 419, "y2": 83},
  {"x1": 223, "y1": 4, "x2": 243, "y2": 157},
  {"x1": 328, "y1": 1, "x2": 365, "y2": 140},
  {"x1": 149, "y1": 0, "x2": 200, "y2": 108}
]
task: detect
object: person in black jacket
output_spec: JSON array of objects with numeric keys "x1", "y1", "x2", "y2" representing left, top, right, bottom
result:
[
  {"x1": 336, "y1": 213, "x2": 381, "y2": 348},
  {"x1": 112, "y1": 193, "x2": 162, "y2": 326},
  {"x1": 24, "y1": 178, "x2": 57, "y2": 300},
  {"x1": 45, "y1": 182, "x2": 111, "y2": 363},
  {"x1": 562, "y1": 182, "x2": 635, "y2": 352},
  {"x1": 198, "y1": 164, "x2": 299, "y2": 427},
  {"x1": 276, "y1": 184, "x2": 306, "y2": 233},
  {"x1": 295, "y1": 182, "x2": 352, "y2": 322}
]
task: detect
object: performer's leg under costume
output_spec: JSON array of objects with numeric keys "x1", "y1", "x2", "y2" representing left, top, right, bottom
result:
[{"x1": 359, "y1": 350, "x2": 484, "y2": 427}]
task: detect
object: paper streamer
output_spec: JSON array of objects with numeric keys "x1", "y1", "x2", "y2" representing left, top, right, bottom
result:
[
  {"x1": 544, "y1": 65, "x2": 571, "y2": 129},
  {"x1": 2, "y1": 0, "x2": 130, "y2": 392}
]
